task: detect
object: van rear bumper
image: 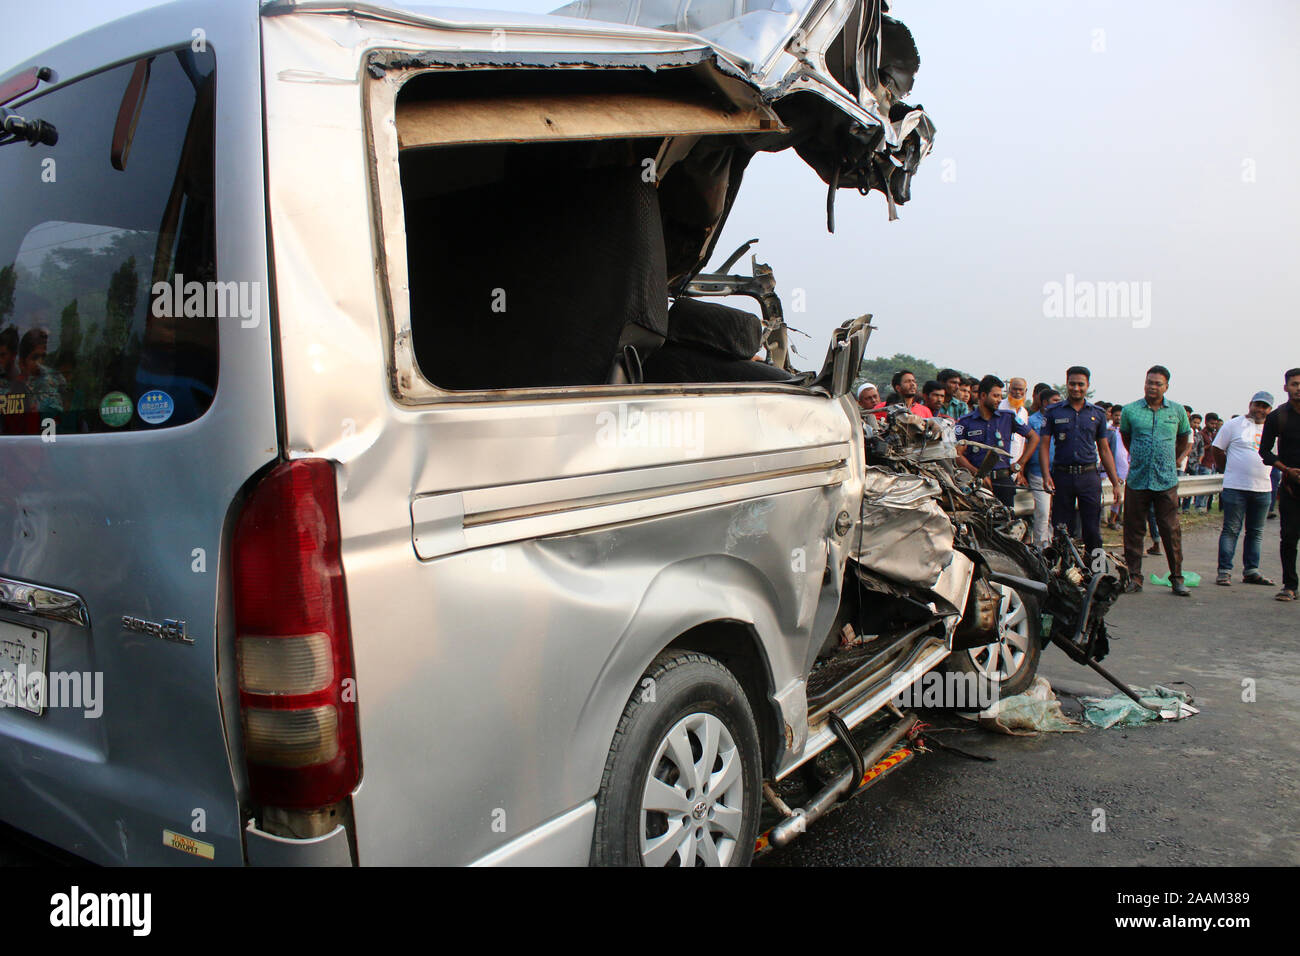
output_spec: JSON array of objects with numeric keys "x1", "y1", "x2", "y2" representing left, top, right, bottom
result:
[{"x1": 244, "y1": 821, "x2": 353, "y2": 866}]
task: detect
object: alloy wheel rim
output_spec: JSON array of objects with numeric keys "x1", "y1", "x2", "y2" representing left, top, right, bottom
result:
[
  {"x1": 640, "y1": 712, "x2": 744, "y2": 866},
  {"x1": 968, "y1": 582, "x2": 1030, "y2": 681}
]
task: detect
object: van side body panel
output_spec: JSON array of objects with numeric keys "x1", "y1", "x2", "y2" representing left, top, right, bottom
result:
[{"x1": 262, "y1": 12, "x2": 861, "y2": 865}]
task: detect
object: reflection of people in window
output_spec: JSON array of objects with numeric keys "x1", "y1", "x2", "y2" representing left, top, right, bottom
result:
[
  {"x1": 0, "y1": 325, "x2": 17, "y2": 388},
  {"x1": 16, "y1": 328, "x2": 65, "y2": 419},
  {"x1": 54, "y1": 350, "x2": 83, "y2": 432}
]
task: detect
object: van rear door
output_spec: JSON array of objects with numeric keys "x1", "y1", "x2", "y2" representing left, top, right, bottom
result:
[{"x1": 0, "y1": 37, "x2": 278, "y2": 864}]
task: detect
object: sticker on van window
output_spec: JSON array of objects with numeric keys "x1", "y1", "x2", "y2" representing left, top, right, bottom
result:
[
  {"x1": 162, "y1": 829, "x2": 214, "y2": 860},
  {"x1": 99, "y1": 392, "x2": 133, "y2": 427},
  {"x1": 137, "y1": 390, "x2": 174, "y2": 425}
]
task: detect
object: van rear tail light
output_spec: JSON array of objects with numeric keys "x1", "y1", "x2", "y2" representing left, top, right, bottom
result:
[
  {"x1": 233, "y1": 459, "x2": 360, "y2": 809},
  {"x1": 238, "y1": 634, "x2": 333, "y2": 695},
  {"x1": 242, "y1": 706, "x2": 340, "y2": 767}
]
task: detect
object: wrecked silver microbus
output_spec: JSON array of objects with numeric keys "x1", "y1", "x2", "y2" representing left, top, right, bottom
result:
[{"x1": 0, "y1": 0, "x2": 1110, "y2": 867}]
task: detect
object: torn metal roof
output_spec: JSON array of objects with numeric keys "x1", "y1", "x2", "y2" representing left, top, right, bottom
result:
[{"x1": 267, "y1": 0, "x2": 933, "y2": 225}]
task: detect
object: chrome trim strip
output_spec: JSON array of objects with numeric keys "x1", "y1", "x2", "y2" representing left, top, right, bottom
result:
[
  {"x1": 458, "y1": 444, "x2": 847, "y2": 516},
  {"x1": 0, "y1": 576, "x2": 90, "y2": 628},
  {"x1": 467, "y1": 464, "x2": 845, "y2": 549},
  {"x1": 466, "y1": 459, "x2": 844, "y2": 527},
  {"x1": 412, "y1": 446, "x2": 849, "y2": 560}
]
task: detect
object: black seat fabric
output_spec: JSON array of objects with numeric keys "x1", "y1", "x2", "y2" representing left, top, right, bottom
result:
[
  {"x1": 404, "y1": 164, "x2": 668, "y2": 390},
  {"x1": 642, "y1": 341, "x2": 796, "y2": 383},
  {"x1": 642, "y1": 297, "x2": 795, "y2": 384},
  {"x1": 664, "y1": 297, "x2": 763, "y2": 360}
]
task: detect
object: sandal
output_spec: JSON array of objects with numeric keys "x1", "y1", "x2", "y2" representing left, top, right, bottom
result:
[
  {"x1": 1243, "y1": 573, "x2": 1275, "y2": 586},
  {"x1": 1277, "y1": 589, "x2": 1297, "y2": 602},
  {"x1": 1216, "y1": 573, "x2": 1231, "y2": 586}
]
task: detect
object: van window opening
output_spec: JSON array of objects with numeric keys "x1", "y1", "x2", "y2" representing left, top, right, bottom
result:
[{"x1": 394, "y1": 67, "x2": 800, "y2": 392}]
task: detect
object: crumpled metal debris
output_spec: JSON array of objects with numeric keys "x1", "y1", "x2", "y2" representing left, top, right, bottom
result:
[{"x1": 854, "y1": 466, "x2": 954, "y2": 589}]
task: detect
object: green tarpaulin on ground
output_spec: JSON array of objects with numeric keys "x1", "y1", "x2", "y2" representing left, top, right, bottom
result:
[
  {"x1": 1149, "y1": 571, "x2": 1202, "y2": 588},
  {"x1": 1079, "y1": 685, "x2": 1199, "y2": 728}
]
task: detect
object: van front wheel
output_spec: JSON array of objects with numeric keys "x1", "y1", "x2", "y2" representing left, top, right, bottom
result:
[{"x1": 591, "y1": 651, "x2": 762, "y2": 867}]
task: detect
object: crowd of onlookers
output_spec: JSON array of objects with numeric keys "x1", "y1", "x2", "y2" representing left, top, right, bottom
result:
[{"x1": 857, "y1": 365, "x2": 1300, "y2": 603}]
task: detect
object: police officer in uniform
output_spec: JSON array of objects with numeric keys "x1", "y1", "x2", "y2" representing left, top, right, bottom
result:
[
  {"x1": 1038, "y1": 365, "x2": 1122, "y2": 555},
  {"x1": 955, "y1": 375, "x2": 1039, "y2": 507}
]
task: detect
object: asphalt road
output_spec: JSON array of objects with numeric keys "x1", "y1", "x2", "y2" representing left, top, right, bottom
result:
[
  {"x1": 3, "y1": 522, "x2": 1296, "y2": 867},
  {"x1": 760, "y1": 521, "x2": 1300, "y2": 866}
]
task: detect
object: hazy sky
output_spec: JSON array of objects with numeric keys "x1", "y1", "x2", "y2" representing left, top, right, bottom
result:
[
  {"x1": 714, "y1": 0, "x2": 1300, "y2": 415},
  {"x1": 6, "y1": 0, "x2": 1298, "y2": 413}
]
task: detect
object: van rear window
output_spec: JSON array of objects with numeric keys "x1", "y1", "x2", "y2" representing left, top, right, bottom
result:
[{"x1": 0, "y1": 49, "x2": 216, "y2": 435}]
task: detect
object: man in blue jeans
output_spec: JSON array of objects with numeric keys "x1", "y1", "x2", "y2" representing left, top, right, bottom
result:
[
  {"x1": 1026, "y1": 386, "x2": 1061, "y2": 546},
  {"x1": 1182, "y1": 412, "x2": 1208, "y2": 512},
  {"x1": 1260, "y1": 368, "x2": 1300, "y2": 601},
  {"x1": 1212, "y1": 392, "x2": 1276, "y2": 586}
]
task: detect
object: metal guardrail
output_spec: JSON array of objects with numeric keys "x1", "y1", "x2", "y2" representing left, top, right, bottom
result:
[{"x1": 1012, "y1": 473, "x2": 1225, "y2": 517}]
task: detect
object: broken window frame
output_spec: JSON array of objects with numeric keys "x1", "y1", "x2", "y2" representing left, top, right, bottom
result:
[{"x1": 364, "y1": 53, "x2": 816, "y2": 406}]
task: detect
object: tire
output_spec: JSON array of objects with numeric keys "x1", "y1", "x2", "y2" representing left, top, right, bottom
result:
[
  {"x1": 590, "y1": 651, "x2": 763, "y2": 867},
  {"x1": 946, "y1": 552, "x2": 1042, "y2": 701}
]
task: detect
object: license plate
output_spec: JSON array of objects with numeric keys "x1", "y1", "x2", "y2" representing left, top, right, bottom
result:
[{"x1": 0, "y1": 621, "x2": 47, "y2": 716}]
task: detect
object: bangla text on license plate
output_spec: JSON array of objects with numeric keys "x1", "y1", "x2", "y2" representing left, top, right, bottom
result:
[{"x1": 0, "y1": 621, "x2": 47, "y2": 716}]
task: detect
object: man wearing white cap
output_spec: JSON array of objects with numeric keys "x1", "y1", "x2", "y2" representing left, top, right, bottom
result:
[
  {"x1": 1211, "y1": 391, "x2": 1276, "y2": 586},
  {"x1": 857, "y1": 382, "x2": 886, "y2": 421}
]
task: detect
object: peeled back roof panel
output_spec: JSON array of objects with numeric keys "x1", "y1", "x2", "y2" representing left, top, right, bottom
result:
[{"x1": 549, "y1": 0, "x2": 816, "y2": 69}]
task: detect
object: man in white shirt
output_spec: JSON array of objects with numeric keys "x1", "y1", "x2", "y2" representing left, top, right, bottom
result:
[
  {"x1": 1212, "y1": 391, "x2": 1277, "y2": 586},
  {"x1": 1105, "y1": 403, "x2": 1130, "y2": 528},
  {"x1": 998, "y1": 376, "x2": 1031, "y2": 462}
]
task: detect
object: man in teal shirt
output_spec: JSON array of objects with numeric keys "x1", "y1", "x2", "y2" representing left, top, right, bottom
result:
[
  {"x1": 1120, "y1": 365, "x2": 1192, "y2": 595},
  {"x1": 938, "y1": 369, "x2": 969, "y2": 418}
]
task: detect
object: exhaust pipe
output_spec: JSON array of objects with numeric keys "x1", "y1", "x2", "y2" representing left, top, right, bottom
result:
[{"x1": 769, "y1": 713, "x2": 917, "y2": 848}]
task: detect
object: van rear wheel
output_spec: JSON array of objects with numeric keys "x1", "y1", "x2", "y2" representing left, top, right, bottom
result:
[{"x1": 591, "y1": 651, "x2": 762, "y2": 867}]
